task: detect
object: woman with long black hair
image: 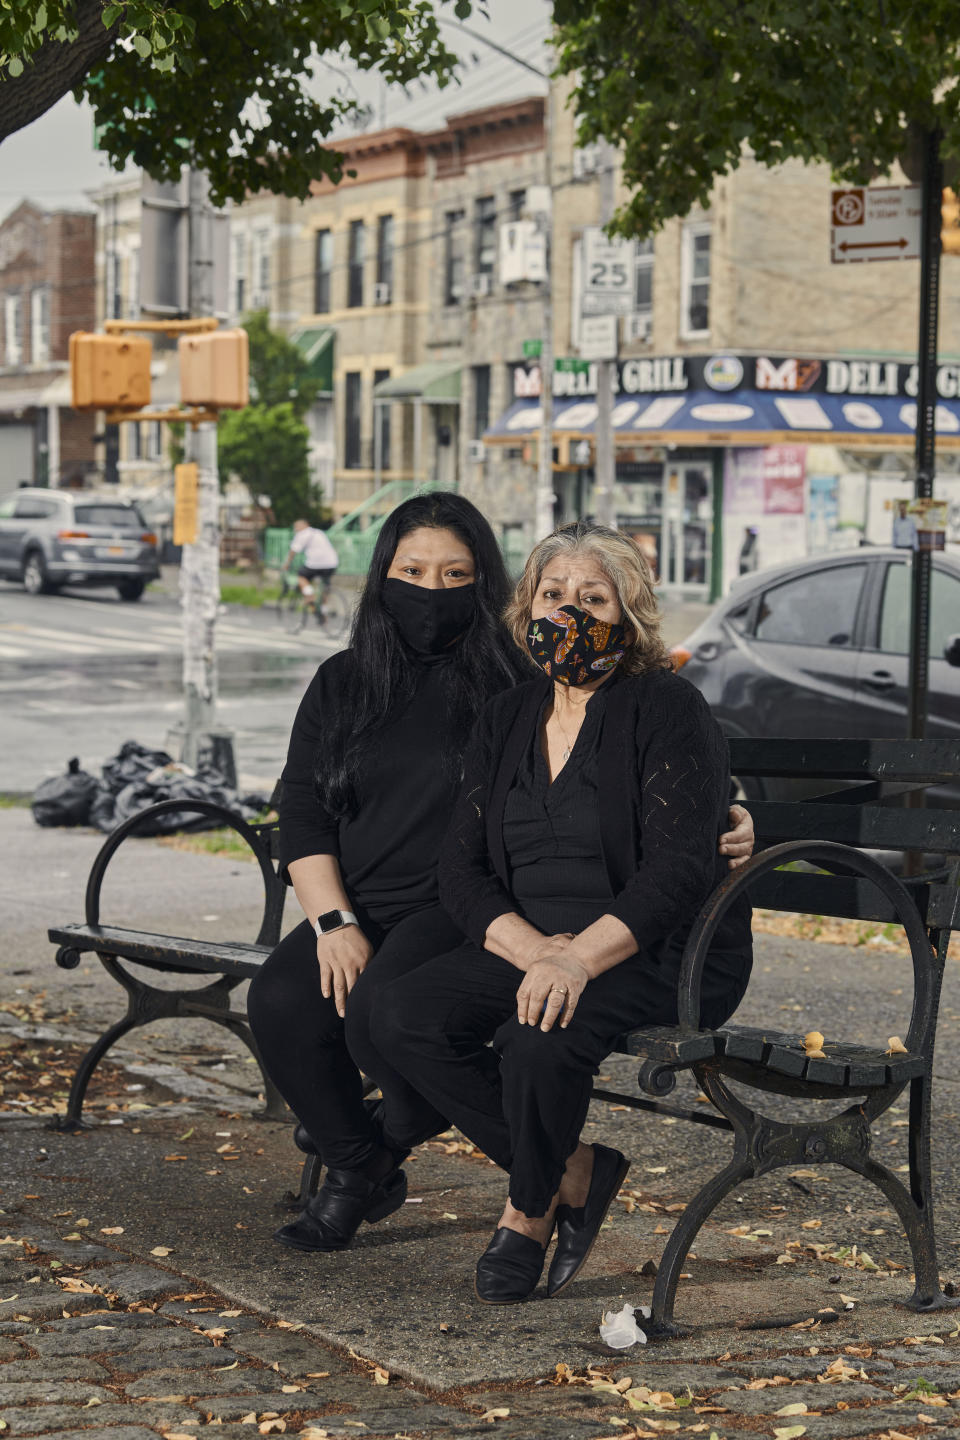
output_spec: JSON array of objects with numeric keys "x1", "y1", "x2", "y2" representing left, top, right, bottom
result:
[{"x1": 248, "y1": 493, "x2": 754, "y2": 1256}]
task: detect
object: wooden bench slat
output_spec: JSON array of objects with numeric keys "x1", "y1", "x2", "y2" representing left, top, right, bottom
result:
[
  {"x1": 48, "y1": 923, "x2": 270, "y2": 980},
  {"x1": 747, "y1": 801, "x2": 960, "y2": 852},
  {"x1": 615, "y1": 1026, "x2": 718, "y2": 1064},
  {"x1": 712, "y1": 1025, "x2": 926, "y2": 1087},
  {"x1": 729, "y1": 738, "x2": 960, "y2": 783},
  {"x1": 747, "y1": 871, "x2": 941, "y2": 923}
]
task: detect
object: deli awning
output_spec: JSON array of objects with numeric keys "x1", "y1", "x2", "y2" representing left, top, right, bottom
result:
[{"x1": 485, "y1": 389, "x2": 960, "y2": 448}]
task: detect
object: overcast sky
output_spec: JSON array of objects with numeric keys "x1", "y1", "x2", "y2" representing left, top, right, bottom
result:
[{"x1": 0, "y1": 0, "x2": 550, "y2": 224}]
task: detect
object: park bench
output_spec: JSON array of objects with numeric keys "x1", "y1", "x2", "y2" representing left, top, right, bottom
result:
[
  {"x1": 618, "y1": 738, "x2": 960, "y2": 1337},
  {"x1": 48, "y1": 739, "x2": 960, "y2": 1335}
]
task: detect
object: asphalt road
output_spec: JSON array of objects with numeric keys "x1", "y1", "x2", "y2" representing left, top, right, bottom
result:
[
  {"x1": 0, "y1": 578, "x2": 339, "y2": 793},
  {"x1": 0, "y1": 574, "x2": 711, "y2": 796}
]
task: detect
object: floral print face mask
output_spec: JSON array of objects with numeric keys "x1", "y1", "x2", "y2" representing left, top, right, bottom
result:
[{"x1": 525, "y1": 604, "x2": 627, "y2": 686}]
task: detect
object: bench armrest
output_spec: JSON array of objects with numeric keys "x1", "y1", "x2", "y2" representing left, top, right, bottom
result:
[
  {"x1": 677, "y1": 839, "x2": 938, "y2": 1056},
  {"x1": 83, "y1": 798, "x2": 284, "y2": 948}
]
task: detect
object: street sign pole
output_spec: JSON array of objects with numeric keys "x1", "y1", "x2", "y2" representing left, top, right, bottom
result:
[
  {"x1": 594, "y1": 142, "x2": 617, "y2": 528},
  {"x1": 164, "y1": 169, "x2": 236, "y2": 785},
  {"x1": 907, "y1": 129, "x2": 942, "y2": 743},
  {"x1": 534, "y1": 69, "x2": 555, "y2": 542}
]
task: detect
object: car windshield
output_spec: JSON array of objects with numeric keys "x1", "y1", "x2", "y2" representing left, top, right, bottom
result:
[{"x1": 74, "y1": 505, "x2": 143, "y2": 528}]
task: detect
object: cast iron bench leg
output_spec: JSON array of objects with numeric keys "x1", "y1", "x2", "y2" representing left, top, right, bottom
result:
[
  {"x1": 648, "y1": 1149, "x2": 753, "y2": 1339},
  {"x1": 49, "y1": 1014, "x2": 142, "y2": 1132}
]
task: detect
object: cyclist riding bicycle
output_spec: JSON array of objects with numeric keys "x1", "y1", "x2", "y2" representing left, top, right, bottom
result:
[{"x1": 286, "y1": 518, "x2": 339, "y2": 602}]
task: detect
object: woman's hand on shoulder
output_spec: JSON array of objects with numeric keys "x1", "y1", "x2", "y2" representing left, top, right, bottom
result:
[
  {"x1": 720, "y1": 803, "x2": 755, "y2": 870},
  {"x1": 516, "y1": 952, "x2": 589, "y2": 1033},
  {"x1": 316, "y1": 925, "x2": 374, "y2": 1018}
]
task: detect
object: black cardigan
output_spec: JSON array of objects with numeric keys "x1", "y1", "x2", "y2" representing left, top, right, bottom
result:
[{"x1": 438, "y1": 666, "x2": 752, "y2": 983}]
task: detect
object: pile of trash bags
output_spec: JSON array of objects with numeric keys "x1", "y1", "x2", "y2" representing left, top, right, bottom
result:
[{"x1": 32, "y1": 742, "x2": 270, "y2": 835}]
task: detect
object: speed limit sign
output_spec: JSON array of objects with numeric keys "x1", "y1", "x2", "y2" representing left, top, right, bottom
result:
[{"x1": 582, "y1": 227, "x2": 636, "y2": 315}]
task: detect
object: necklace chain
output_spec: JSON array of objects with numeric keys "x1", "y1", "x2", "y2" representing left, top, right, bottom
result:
[{"x1": 552, "y1": 698, "x2": 583, "y2": 763}]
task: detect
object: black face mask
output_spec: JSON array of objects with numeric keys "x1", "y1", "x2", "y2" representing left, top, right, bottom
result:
[{"x1": 382, "y1": 578, "x2": 477, "y2": 656}]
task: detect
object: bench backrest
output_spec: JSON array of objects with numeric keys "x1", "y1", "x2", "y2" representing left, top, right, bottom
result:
[{"x1": 728, "y1": 739, "x2": 960, "y2": 932}]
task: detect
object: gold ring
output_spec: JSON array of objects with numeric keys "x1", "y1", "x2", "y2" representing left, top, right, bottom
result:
[{"x1": 551, "y1": 985, "x2": 568, "y2": 995}]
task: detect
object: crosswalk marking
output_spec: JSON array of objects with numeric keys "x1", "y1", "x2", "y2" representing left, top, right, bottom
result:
[{"x1": 0, "y1": 616, "x2": 335, "y2": 661}]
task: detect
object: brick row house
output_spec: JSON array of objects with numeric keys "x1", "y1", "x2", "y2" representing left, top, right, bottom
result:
[{"x1": 0, "y1": 202, "x2": 96, "y2": 499}]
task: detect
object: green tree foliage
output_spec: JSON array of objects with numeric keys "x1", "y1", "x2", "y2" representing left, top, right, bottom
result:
[
  {"x1": 552, "y1": 0, "x2": 960, "y2": 238},
  {"x1": 0, "y1": 0, "x2": 472, "y2": 203},
  {"x1": 218, "y1": 402, "x2": 322, "y2": 527},
  {"x1": 242, "y1": 310, "x2": 321, "y2": 418}
]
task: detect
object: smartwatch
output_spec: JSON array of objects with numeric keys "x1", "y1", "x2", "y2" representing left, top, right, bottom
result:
[{"x1": 315, "y1": 909, "x2": 359, "y2": 937}]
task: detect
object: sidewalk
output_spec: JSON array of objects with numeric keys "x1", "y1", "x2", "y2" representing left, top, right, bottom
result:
[{"x1": 3, "y1": 805, "x2": 960, "y2": 1436}]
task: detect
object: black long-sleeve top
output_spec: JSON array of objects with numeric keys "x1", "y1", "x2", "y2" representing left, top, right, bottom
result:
[
  {"x1": 438, "y1": 666, "x2": 752, "y2": 990},
  {"x1": 279, "y1": 650, "x2": 462, "y2": 924}
]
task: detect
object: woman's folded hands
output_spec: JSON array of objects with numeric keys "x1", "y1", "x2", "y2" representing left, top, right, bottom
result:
[{"x1": 516, "y1": 951, "x2": 590, "y2": 1031}]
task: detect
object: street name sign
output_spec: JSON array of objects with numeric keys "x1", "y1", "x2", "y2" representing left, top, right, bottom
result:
[
  {"x1": 582, "y1": 227, "x2": 636, "y2": 314},
  {"x1": 830, "y1": 185, "x2": 921, "y2": 263}
]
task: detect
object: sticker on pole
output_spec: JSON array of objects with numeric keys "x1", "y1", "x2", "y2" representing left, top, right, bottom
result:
[{"x1": 830, "y1": 185, "x2": 921, "y2": 263}]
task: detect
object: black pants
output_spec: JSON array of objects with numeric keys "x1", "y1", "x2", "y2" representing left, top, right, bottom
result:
[
  {"x1": 367, "y1": 942, "x2": 748, "y2": 1217},
  {"x1": 247, "y1": 905, "x2": 464, "y2": 1171}
]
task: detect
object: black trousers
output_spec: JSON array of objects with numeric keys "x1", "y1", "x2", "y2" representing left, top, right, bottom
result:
[
  {"x1": 366, "y1": 942, "x2": 748, "y2": 1218},
  {"x1": 247, "y1": 904, "x2": 464, "y2": 1171}
]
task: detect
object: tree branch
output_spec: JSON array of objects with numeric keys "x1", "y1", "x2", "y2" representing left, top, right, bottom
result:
[{"x1": 0, "y1": 0, "x2": 117, "y2": 144}]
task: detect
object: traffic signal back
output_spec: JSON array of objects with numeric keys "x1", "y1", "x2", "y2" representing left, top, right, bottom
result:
[
  {"x1": 179, "y1": 329, "x2": 249, "y2": 408},
  {"x1": 70, "y1": 332, "x2": 151, "y2": 411}
]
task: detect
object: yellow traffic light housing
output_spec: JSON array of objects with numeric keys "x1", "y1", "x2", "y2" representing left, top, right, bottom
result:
[
  {"x1": 178, "y1": 328, "x2": 250, "y2": 408},
  {"x1": 69, "y1": 332, "x2": 151, "y2": 411},
  {"x1": 942, "y1": 188, "x2": 960, "y2": 255}
]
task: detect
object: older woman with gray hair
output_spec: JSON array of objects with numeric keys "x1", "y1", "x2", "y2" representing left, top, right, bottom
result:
[{"x1": 362, "y1": 520, "x2": 753, "y2": 1304}]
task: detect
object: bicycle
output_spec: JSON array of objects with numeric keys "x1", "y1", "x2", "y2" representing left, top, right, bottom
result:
[{"x1": 276, "y1": 571, "x2": 350, "y2": 640}]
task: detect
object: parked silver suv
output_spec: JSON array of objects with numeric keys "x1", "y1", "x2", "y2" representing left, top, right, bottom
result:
[{"x1": 0, "y1": 488, "x2": 160, "y2": 601}]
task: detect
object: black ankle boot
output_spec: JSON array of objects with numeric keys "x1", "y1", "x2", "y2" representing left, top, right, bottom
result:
[
  {"x1": 292, "y1": 1098, "x2": 411, "y2": 1166},
  {"x1": 274, "y1": 1162, "x2": 407, "y2": 1252},
  {"x1": 474, "y1": 1226, "x2": 550, "y2": 1304}
]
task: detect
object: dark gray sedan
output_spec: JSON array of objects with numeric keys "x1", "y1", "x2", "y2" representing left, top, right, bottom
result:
[
  {"x1": 673, "y1": 548, "x2": 960, "y2": 799},
  {"x1": 0, "y1": 488, "x2": 160, "y2": 601}
]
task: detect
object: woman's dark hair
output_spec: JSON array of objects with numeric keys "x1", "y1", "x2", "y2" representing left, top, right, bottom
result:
[{"x1": 315, "y1": 491, "x2": 528, "y2": 817}]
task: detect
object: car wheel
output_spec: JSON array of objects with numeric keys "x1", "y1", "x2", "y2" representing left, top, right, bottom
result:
[
  {"x1": 116, "y1": 579, "x2": 145, "y2": 601},
  {"x1": 22, "y1": 550, "x2": 56, "y2": 596}
]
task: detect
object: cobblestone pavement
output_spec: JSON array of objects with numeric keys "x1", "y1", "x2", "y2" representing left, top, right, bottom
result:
[{"x1": 2, "y1": 1204, "x2": 960, "y2": 1440}]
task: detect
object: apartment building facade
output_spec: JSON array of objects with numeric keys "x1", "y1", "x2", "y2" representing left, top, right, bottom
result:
[
  {"x1": 484, "y1": 75, "x2": 960, "y2": 597},
  {"x1": 0, "y1": 201, "x2": 96, "y2": 498}
]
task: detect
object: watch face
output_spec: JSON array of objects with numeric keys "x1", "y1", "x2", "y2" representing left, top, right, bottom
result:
[{"x1": 318, "y1": 909, "x2": 343, "y2": 933}]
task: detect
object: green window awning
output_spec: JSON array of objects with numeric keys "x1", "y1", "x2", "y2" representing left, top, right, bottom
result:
[
  {"x1": 373, "y1": 362, "x2": 461, "y2": 403},
  {"x1": 291, "y1": 326, "x2": 334, "y2": 395}
]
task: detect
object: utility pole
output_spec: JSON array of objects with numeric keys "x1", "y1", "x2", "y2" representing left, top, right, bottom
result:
[
  {"x1": 167, "y1": 170, "x2": 236, "y2": 785},
  {"x1": 534, "y1": 63, "x2": 555, "y2": 541},
  {"x1": 593, "y1": 140, "x2": 617, "y2": 528},
  {"x1": 907, "y1": 128, "x2": 942, "y2": 742}
]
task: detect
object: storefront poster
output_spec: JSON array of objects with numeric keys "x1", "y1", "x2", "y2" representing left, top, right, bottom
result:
[{"x1": 722, "y1": 446, "x2": 809, "y2": 594}]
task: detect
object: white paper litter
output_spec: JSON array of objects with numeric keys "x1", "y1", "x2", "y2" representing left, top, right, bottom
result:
[{"x1": 599, "y1": 1302, "x2": 649, "y2": 1348}]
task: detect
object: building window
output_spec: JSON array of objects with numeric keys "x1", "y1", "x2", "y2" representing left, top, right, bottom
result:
[
  {"x1": 473, "y1": 364, "x2": 491, "y2": 439},
  {"x1": 145, "y1": 421, "x2": 163, "y2": 461},
  {"x1": 374, "y1": 368, "x2": 391, "y2": 470},
  {"x1": 344, "y1": 371, "x2": 362, "y2": 467},
  {"x1": 231, "y1": 232, "x2": 247, "y2": 315},
  {"x1": 508, "y1": 189, "x2": 527, "y2": 220},
  {"x1": 127, "y1": 248, "x2": 140, "y2": 319},
  {"x1": 444, "y1": 209, "x2": 465, "y2": 305},
  {"x1": 105, "y1": 251, "x2": 122, "y2": 321},
  {"x1": 348, "y1": 220, "x2": 365, "y2": 308},
  {"x1": 251, "y1": 229, "x2": 270, "y2": 309},
  {"x1": 4, "y1": 293, "x2": 23, "y2": 365},
  {"x1": 681, "y1": 223, "x2": 711, "y2": 337},
  {"x1": 376, "y1": 216, "x2": 394, "y2": 299},
  {"x1": 129, "y1": 420, "x2": 142, "y2": 461},
  {"x1": 314, "y1": 229, "x2": 332, "y2": 313},
  {"x1": 634, "y1": 238, "x2": 654, "y2": 313},
  {"x1": 475, "y1": 196, "x2": 496, "y2": 276},
  {"x1": 30, "y1": 288, "x2": 50, "y2": 365}
]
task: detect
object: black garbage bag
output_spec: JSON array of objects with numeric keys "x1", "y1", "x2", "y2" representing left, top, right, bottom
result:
[
  {"x1": 31, "y1": 758, "x2": 100, "y2": 828},
  {"x1": 94, "y1": 762, "x2": 265, "y2": 835},
  {"x1": 100, "y1": 740, "x2": 174, "y2": 793}
]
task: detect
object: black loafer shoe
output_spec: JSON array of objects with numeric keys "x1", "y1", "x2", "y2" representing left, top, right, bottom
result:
[
  {"x1": 546, "y1": 1144, "x2": 630, "y2": 1297},
  {"x1": 475, "y1": 1226, "x2": 549, "y2": 1304},
  {"x1": 274, "y1": 1164, "x2": 407, "y2": 1252}
]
